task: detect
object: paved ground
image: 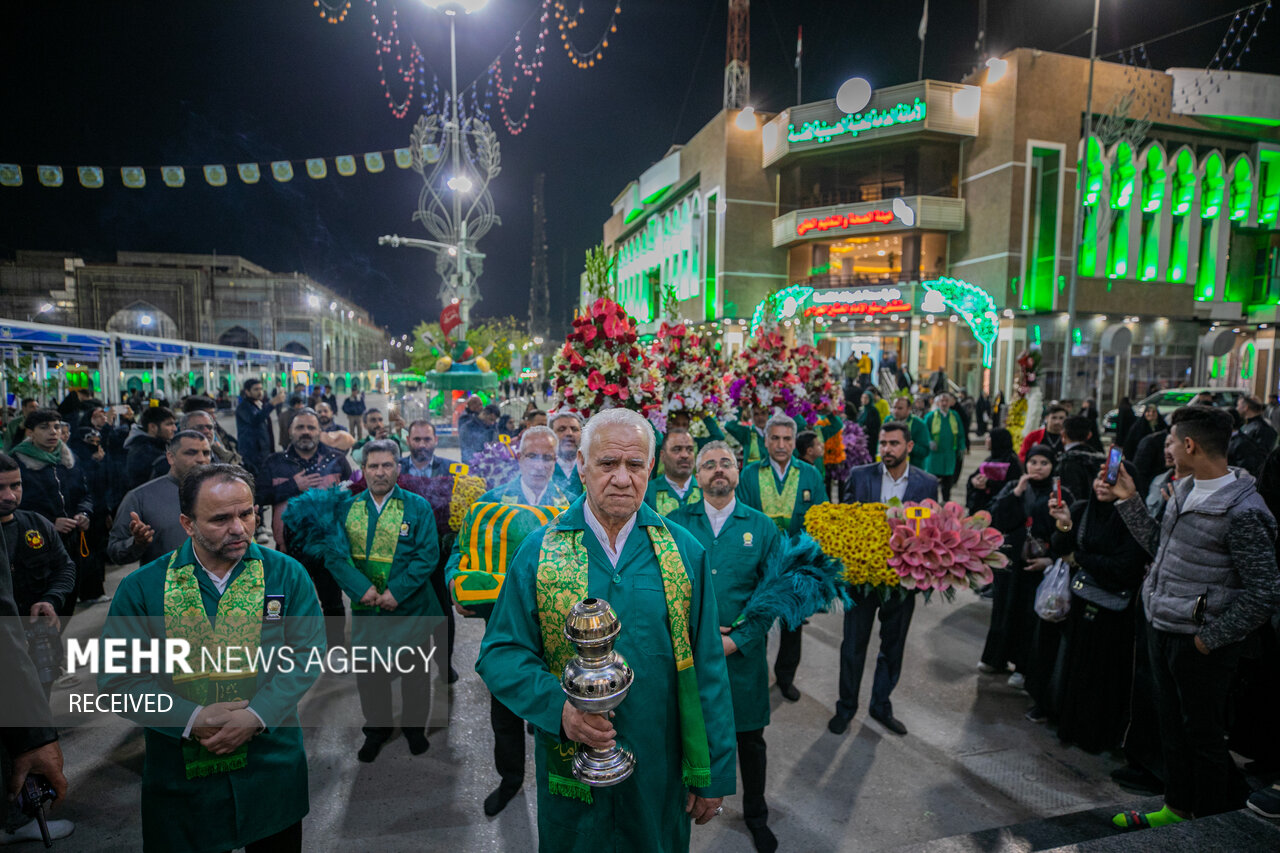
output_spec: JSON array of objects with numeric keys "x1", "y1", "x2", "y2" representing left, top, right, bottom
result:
[{"x1": 35, "y1": 431, "x2": 1280, "y2": 851}]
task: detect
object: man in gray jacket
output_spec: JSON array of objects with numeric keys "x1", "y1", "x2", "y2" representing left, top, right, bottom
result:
[
  {"x1": 1106, "y1": 405, "x2": 1280, "y2": 831},
  {"x1": 107, "y1": 431, "x2": 211, "y2": 566}
]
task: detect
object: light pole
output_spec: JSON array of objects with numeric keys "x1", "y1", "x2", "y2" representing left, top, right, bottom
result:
[
  {"x1": 1060, "y1": 0, "x2": 1101, "y2": 402},
  {"x1": 382, "y1": 0, "x2": 499, "y2": 344}
]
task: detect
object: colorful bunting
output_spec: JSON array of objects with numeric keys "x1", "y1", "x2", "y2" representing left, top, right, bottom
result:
[
  {"x1": 78, "y1": 167, "x2": 104, "y2": 188},
  {"x1": 238, "y1": 163, "x2": 261, "y2": 184},
  {"x1": 305, "y1": 158, "x2": 327, "y2": 179},
  {"x1": 363, "y1": 152, "x2": 385, "y2": 173},
  {"x1": 162, "y1": 166, "x2": 185, "y2": 187},
  {"x1": 203, "y1": 165, "x2": 228, "y2": 186},
  {"x1": 0, "y1": 164, "x2": 22, "y2": 187},
  {"x1": 121, "y1": 167, "x2": 146, "y2": 188},
  {"x1": 38, "y1": 166, "x2": 62, "y2": 187},
  {"x1": 271, "y1": 161, "x2": 294, "y2": 182},
  {"x1": 394, "y1": 148, "x2": 412, "y2": 168},
  {"x1": 335, "y1": 155, "x2": 356, "y2": 176}
]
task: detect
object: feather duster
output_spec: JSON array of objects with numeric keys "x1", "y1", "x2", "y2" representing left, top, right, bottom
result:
[
  {"x1": 280, "y1": 485, "x2": 353, "y2": 566},
  {"x1": 733, "y1": 532, "x2": 842, "y2": 637}
]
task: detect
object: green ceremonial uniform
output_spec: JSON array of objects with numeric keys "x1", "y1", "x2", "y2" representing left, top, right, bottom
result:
[
  {"x1": 552, "y1": 461, "x2": 584, "y2": 498},
  {"x1": 443, "y1": 476, "x2": 573, "y2": 588},
  {"x1": 324, "y1": 485, "x2": 442, "y2": 653},
  {"x1": 724, "y1": 420, "x2": 767, "y2": 465},
  {"x1": 667, "y1": 500, "x2": 781, "y2": 732},
  {"x1": 644, "y1": 476, "x2": 702, "y2": 516},
  {"x1": 475, "y1": 498, "x2": 737, "y2": 853},
  {"x1": 652, "y1": 417, "x2": 727, "y2": 479},
  {"x1": 904, "y1": 414, "x2": 932, "y2": 468},
  {"x1": 98, "y1": 541, "x2": 325, "y2": 853},
  {"x1": 735, "y1": 458, "x2": 827, "y2": 536},
  {"x1": 923, "y1": 409, "x2": 966, "y2": 478}
]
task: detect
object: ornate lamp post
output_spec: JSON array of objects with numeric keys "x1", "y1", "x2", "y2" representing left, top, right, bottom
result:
[{"x1": 379, "y1": 0, "x2": 500, "y2": 342}]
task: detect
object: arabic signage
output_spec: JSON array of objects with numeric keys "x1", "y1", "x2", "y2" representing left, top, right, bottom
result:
[
  {"x1": 787, "y1": 99, "x2": 927, "y2": 145},
  {"x1": 804, "y1": 287, "x2": 911, "y2": 318},
  {"x1": 797, "y1": 208, "x2": 895, "y2": 236}
]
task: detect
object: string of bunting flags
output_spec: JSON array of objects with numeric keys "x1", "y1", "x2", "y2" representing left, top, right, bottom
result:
[{"x1": 0, "y1": 143, "x2": 447, "y2": 189}]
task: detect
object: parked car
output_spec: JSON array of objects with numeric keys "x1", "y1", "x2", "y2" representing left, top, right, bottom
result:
[{"x1": 1103, "y1": 387, "x2": 1248, "y2": 433}]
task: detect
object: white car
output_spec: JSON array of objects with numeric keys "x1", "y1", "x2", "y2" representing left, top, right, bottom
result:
[{"x1": 1103, "y1": 387, "x2": 1248, "y2": 433}]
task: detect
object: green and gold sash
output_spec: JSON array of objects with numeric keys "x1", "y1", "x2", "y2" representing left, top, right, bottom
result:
[
  {"x1": 655, "y1": 484, "x2": 702, "y2": 517},
  {"x1": 535, "y1": 521, "x2": 711, "y2": 803},
  {"x1": 164, "y1": 546, "x2": 264, "y2": 780},
  {"x1": 345, "y1": 494, "x2": 405, "y2": 610},
  {"x1": 758, "y1": 464, "x2": 799, "y2": 533}
]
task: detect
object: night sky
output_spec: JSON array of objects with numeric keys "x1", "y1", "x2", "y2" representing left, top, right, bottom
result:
[{"x1": 3, "y1": 1, "x2": 1275, "y2": 338}]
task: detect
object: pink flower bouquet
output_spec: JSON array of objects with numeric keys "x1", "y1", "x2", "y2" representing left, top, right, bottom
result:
[{"x1": 885, "y1": 500, "x2": 1008, "y2": 600}]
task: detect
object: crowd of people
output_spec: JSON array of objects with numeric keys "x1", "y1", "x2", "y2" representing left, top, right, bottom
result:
[{"x1": 2, "y1": 372, "x2": 1280, "y2": 852}]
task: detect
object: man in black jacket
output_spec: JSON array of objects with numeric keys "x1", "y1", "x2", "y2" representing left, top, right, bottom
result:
[
  {"x1": 1, "y1": 454, "x2": 71, "y2": 843},
  {"x1": 1058, "y1": 416, "x2": 1105, "y2": 504},
  {"x1": 123, "y1": 406, "x2": 176, "y2": 490},
  {"x1": 1238, "y1": 395, "x2": 1278, "y2": 453},
  {"x1": 234, "y1": 379, "x2": 285, "y2": 475}
]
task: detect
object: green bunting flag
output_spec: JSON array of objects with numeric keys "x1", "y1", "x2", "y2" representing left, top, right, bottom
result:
[
  {"x1": 121, "y1": 167, "x2": 146, "y2": 188},
  {"x1": 203, "y1": 165, "x2": 228, "y2": 187},
  {"x1": 238, "y1": 163, "x2": 260, "y2": 184},
  {"x1": 0, "y1": 164, "x2": 23, "y2": 187},
  {"x1": 78, "y1": 166, "x2": 104, "y2": 188},
  {"x1": 162, "y1": 166, "x2": 185, "y2": 187}
]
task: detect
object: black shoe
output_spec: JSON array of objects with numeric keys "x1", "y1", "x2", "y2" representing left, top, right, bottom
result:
[
  {"x1": 827, "y1": 714, "x2": 851, "y2": 735},
  {"x1": 748, "y1": 824, "x2": 778, "y2": 853},
  {"x1": 777, "y1": 682, "x2": 800, "y2": 702},
  {"x1": 870, "y1": 710, "x2": 907, "y2": 735},
  {"x1": 404, "y1": 729, "x2": 430, "y2": 755},
  {"x1": 357, "y1": 735, "x2": 387, "y2": 763},
  {"x1": 483, "y1": 785, "x2": 521, "y2": 816},
  {"x1": 1110, "y1": 765, "x2": 1163, "y2": 795},
  {"x1": 1024, "y1": 705, "x2": 1048, "y2": 724},
  {"x1": 447, "y1": 666, "x2": 459, "y2": 684}
]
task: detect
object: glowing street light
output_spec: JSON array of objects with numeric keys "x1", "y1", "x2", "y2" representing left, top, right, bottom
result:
[{"x1": 447, "y1": 174, "x2": 473, "y2": 193}]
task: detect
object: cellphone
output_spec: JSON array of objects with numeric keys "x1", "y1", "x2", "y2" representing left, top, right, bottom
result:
[
  {"x1": 1105, "y1": 446, "x2": 1123, "y2": 485},
  {"x1": 1053, "y1": 476, "x2": 1061, "y2": 505}
]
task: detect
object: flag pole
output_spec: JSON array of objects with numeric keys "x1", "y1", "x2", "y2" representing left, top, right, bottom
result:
[
  {"x1": 795, "y1": 25, "x2": 803, "y2": 104},
  {"x1": 917, "y1": 0, "x2": 928, "y2": 80}
]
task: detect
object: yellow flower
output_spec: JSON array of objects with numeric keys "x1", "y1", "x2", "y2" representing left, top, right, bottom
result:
[{"x1": 805, "y1": 503, "x2": 893, "y2": 587}]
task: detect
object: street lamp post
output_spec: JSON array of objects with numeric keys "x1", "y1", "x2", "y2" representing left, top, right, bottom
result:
[
  {"x1": 380, "y1": 0, "x2": 499, "y2": 344},
  {"x1": 1060, "y1": 0, "x2": 1101, "y2": 402}
]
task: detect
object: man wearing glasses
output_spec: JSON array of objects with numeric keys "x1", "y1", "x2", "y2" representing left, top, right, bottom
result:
[{"x1": 442, "y1": 424, "x2": 572, "y2": 816}]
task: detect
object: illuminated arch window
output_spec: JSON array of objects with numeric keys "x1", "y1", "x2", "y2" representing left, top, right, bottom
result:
[
  {"x1": 1197, "y1": 152, "x2": 1225, "y2": 301},
  {"x1": 1107, "y1": 142, "x2": 1136, "y2": 279},
  {"x1": 1139, "y1": 145, "x2": 1166, "y2": 281},
  {"x1": 1077, "y1": 137, "x2": 1105, "y2": 276},
  {"x1": 1229, "y1": 157, "x2": 1254, "y2": 223},
  {"x1": 1168, "y1": 149, "x2": 1196, "y2": 284}
]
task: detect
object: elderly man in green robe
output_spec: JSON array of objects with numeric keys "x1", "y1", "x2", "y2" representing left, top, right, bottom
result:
[
  {"x1": 644, "y1": 427, "x2": 701, "y2": 516},
  {"x1": 735, "y1": 413, "x2": 827, "y2": 703},
  {"x1": 669, "y1": 441, "x2": 782, "y2": 853},
  {"x1": 725, "y1": 405, "x2": 769, "y2": 465},
  {"x1": 98, "y1": 464, "x2": 325, "y2": 853},
  {"x1": 318, "y1": 439, "x2": 441, "y2": 763},
  {"x1": 476, "y1": 408, "x2": 737, "y2": 852},
  {"x1": 443, "y1": 425, "x2": 573, "y2": 817}
]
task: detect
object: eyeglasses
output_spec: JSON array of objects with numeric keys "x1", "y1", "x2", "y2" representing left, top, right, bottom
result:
[{"x1": 698, "y1": 458, "x2": 737, "y2": 471}]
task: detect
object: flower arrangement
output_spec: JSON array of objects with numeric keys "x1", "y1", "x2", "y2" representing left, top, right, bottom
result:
[
  {"x1": 790, "y1": 344, "x2": 840, "y2": 426},
  {"x1": 804, "y1": 503, "x2": 898, "y2": 594},
  {"x1": 885, "y1": 500, "x2": 1008, "y2": 599},
  {"x1": 830, "y1": 421, "x2": 873, "y2": 482},
  {"x1": 1005, "y1": 396, "x2": 1028, "y2": 449},
  {"x1": 647, "y1": 322, "x2": 729, "y2": 421},
  {"x1": 805, "y1": 499, "x2": 1008, "y2": 601},
  {"x1": 728, "y1": 331, "x2": 795, "y2": 415},
  {"x1": 448, "y1": 474, "x2": 490, "y2": 531},
  {"x1": 468, "y1": 441, "x2": 520, "y2": 490},
  {"x1": 551, "y1": 298, "x2": 656, "y2": 416}
]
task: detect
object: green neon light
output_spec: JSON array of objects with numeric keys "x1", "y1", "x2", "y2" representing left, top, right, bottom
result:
[
  {"x1": 1201, "y1": 154, "x2": 1225, "y2": 219},
  {"x1": 1082, "y1": 137, "x2": 1104, "y2": 206},
  {"x1": 1242, "y1": 341, "x2": 1256, "y2": 379},
  {"x1": 1111, "y1": 143, "x2": 1136, "y2": 210},
  {"x1": 1032, "y1": 325, "x2": 1041, "y2": 346},
  {"x1": 1261, "y1": 152, "x2": 1280, "y2": 225},
  {"x1": 1142, "y1": 147, "x2": 1166, "y2": 213},
  {"x1": 141, "y1": 371, "x2": 151, "y2": 383},
  {"x1": 787, "y1": 98, "x2": 927, "y2": 144},
  {"x1": 1229, "y1": 158, "x2": 1253, "y2": 222},
  {"x1": 1072, "y1": 328, "x2": 1082, "y2": 345},
  {"x1": 641, "y1": 185, "x2": 670, "y2": 205},
  {"x1": 1171, "y1": 150, "x2": 1195, "y2": 216},
  {"x1": 1143, "y1": 264, "x2": 1157, "y2": 280},
  {"x1": 750, "y1": 284, "x2": 815, "y2": 335},
  {"x1": 1210, "y1": 356, "x2": 1222, "y2": 379},
  {"x1": 623, "y1": 207, "x2": 643, "y2": 224},
  {"x1": 922, "y1": 277, "x2": 1000, "y2": 368}
]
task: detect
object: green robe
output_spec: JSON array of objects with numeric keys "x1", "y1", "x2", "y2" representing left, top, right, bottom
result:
[
  {"x1": 923, "y1": 409, "x2": 967, "y2": 477},
  {"x1": 666, "y1": 500, "x2": 781, "y2": 732},
  {"x1": 724, "y1": 420, "x2": 767, "y2": 465},
  {"x1": 552, "y1": 461, "x2": 584, "y2": 498},
  {"x1": 735, "y1": 458, "x2": 827, "y2": 536},
  {"x1": 443, "y1": 476, "x2": 574, "y2": 589},
  {"x1": 644, "y1": 476, "x2": 702, "y2": 516},
  {"x1": 98, "y1": 541, "x2": 325, "y2": 853},
  {"x1": 904, "y1": 414, "x2": 932, "y2": 468},
  {"x1": 325, "y1": 485, "x2": 442, "y2": 652},
  {"x1": 475, "y1": 498, "x2": 737, "y2": 853}
]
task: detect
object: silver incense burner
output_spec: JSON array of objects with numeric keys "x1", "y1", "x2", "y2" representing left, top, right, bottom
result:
[{"x1": 560, "y1": 598, "x2": 636, "y2": 786}]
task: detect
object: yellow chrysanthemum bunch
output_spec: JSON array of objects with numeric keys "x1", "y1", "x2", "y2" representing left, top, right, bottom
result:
[
  {"x1": 448, "y1": 475, "x2": 489, "y2": 531},
  {"x1": 804, "y1": 503, "x2": 897, "y2": 588},
  {"x1": 1006, "y1": 397, "x2": 1028, "y2": 449}
]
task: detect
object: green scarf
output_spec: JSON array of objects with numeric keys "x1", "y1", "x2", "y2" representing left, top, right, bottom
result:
[
  {"x1": 12, "y1": 439, "x2": 62, "y2": 467},
  {"x1": 655, "y1": 483, "x2": 702, "y2": 517},
  {"x1": 535, "y1": 521, "x2": 711, "y2": 803},
  {"x1": 344, "y1": 493, "x2": 405, "y2": 611},
  {"x1": 163, "y1": 545, "x2": 264, "y2": 780},
  {"x1": 758, "y1": 464, "x2": 799, "y2": 533},
  {"x1": 928, "y1": 410, "x2": 960, "y2": 441}
]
